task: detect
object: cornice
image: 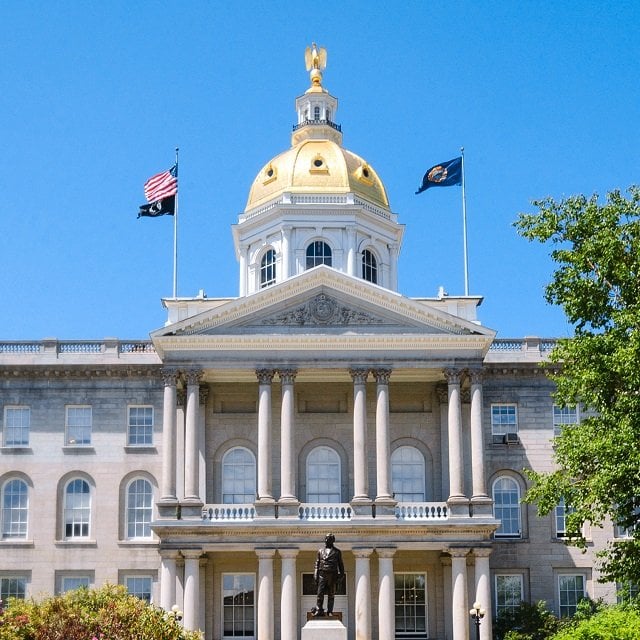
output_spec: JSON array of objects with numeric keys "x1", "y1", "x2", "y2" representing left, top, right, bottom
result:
[{"x1": 0, "y1": 365, "x2": 163, "y2": 380}]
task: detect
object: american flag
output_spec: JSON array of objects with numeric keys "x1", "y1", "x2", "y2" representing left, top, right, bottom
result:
[{"x1": 144, "y1": 164, "x2": 178, "y2": 203}]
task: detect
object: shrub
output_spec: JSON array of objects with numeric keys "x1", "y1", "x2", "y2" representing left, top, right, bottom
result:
[
  {"x1": 550, "y1": 604, "x2": 640, "y2": 640},
  {"x1": 493, "y1": 601, "x2": 561, "y2": 640}
]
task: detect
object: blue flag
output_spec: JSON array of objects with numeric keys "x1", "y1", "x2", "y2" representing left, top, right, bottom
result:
[{"x1": 415, "y1": 157, "x2": 462, "y2": 194}]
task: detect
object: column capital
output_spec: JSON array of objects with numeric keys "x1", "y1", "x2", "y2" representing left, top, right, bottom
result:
[
  {"x1": 468, "y1": 368, "x2": 484, "y2": 385},
  {"x1": 350, "y1": 368, "x2": 369, "y2": 384},
  {"x1": 184, "y1": 368, "x2": 204, "y2": 386},
  {"x1": 159, "y1": 549, "x2": 181, "y2": 560},
  {"x1": 444, "y1": 368, "x2": 463, "y2": 385},
  {"x1": 447, "y1": 547, "x2": 471, "y2": 558},
  {"x1": 472, "y1": 547, "x2": 493, "y2": 559},
  {"x1": 181, "y1": 549, "x2": 203, "y2": 560},
  {"x1": 278, "y1": 548, "x2": 300, "y2": 559},
  {"x1": 372, "y1": 368, "x2": 392, "y2": 384},
  {"x1": 256, "y1": 368, "x2": 276, "y2": 384},
  {"x1": 352, "y1": 547, "x2": 374, "y2": 558},
  {"x1": 278, "y1": 369, "x2": 297, "y2": 384},
  {"x1": 256, "y1": 548, "x2": 277, "y2": 559},
  {"x1": 376, "y1": 547, "x2": 396, "y2": 559},
  {"x1": 161, "y1": 368, "x2": 180, "y2": 386}
]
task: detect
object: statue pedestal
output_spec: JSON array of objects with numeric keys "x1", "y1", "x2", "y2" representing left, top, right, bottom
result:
[{"x1": 302, "y1": 618, "x2": 347, "y2": 640}]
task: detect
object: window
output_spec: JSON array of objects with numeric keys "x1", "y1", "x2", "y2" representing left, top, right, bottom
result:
[
  {"x1": 553, "y1": 405, "x2": 578, "y2": 436},
  {"x1": 313, "y1": 106, "x2": 320, "y2": 120},
  {"x1": 64, "y1": 478, "x2": 91, "y2": 539},
  {"x1": 128, "y1": 406, "x2": 153, "y2": 446},
  {"x1": 222, "y1": 448, "x2": 256, "y2": 504},
  {"x1": 306, "y1": 446, "x2": 341, "y2": 503},
  {"x1": 223, "y1": 573, "x2": 255, "y2": 638},
  {"x1": 362, "y1": 249, "x2": 378, "y2": 284},
  {"x1": 491, "y1": 404, "x2": 518, "y2": 436},
  {"x1": 126, "y1": 478, "x2": 153, "y2": 539},
  {"x1": 0, "y1": 576, "x2": 27, "y2": 602},
  {"x1": 65, "y1": 406, "x2": 92, "y2": 445},
  {"x1": 395, "y1": 573, "x2": 427, "y2": 639},
  {"x1": 1, "y1": 478, "x2": 28, "y2": 539},
  {"x1": 306, "y1": 241, "x2": 332, "y2": 269},
  {"x1": 493, "y1": 476, "x2": 521, "y2": 538},
  {"x1": 391, "y1": 446, "x2": 425, "y2": 502},
  {"x1": 125, "y1": 575, "x2": 153, "y2": 602},
  {"x1": 495, "y1": 575, "x2": 523, "y2": 617},
  {"x1": 260, "y1": 249, "x2": 276, "y2": 288},
  {"x1": 616, "y1": 581, "x2": 639, "y2": 604},
  {"x1": 555, "y1": 498, "x2": 575, "y2": 538},
  {"x1": 61, "y1": 575, "x2": 91, "y2": 593},
  {"x1": 3, "y1": 407, "x2": 30, "y2": 447},
  {"x1": 558, "y1": 574, "x2": 585, "y2": 617}
]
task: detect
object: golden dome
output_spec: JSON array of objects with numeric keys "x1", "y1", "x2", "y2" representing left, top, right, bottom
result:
[{"x1": 245, "y1": 138, "x2": 390, "y2": 211}]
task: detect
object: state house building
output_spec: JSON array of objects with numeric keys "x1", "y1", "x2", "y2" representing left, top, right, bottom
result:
[{"x1": 0, "y1": 48, "x2": 619, "y2": 640}]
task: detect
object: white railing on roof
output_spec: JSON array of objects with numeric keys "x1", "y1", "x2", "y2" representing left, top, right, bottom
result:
[
  {"x1": 395, "y1": 502, "x2": 448, "y2": 521},
  {"x1": 202, "y1": 504, "x2": 256, "y2": 521},
  {"x1": 298, "y1": 503, "x2": 352, "y2": 521},
  {"x1": 0, "y1": 339, "x2": 156, "y2": 357},
  {"x1": 0, "y1": 342, "x2": 42, "y2": 353}
]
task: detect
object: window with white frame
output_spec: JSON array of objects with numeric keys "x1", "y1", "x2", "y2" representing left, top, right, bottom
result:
[
  {"x1": 124, "y1": 575, "x2": 153, "y2": 602},
  {"x1": 222, "y1": 573, "x2": 255, "y2": 638},
  {"x1": 395, "y1": 573, "x2": 427, "y2": 639},
  {"x1": 0, "y1": 576, "x2": 27, "y2": 602},
  {"x1": 260, "y1": 249, "x2": 276, "y2": 288},
  {"x1": 128, "y1": 406, "x2": 153, "y2": 446},
  {"x1": 616, "y1": 581, "x2": 639, "y2": 603},
  {"x1": 60, "y1": 575, "x2": 91, "y2": 593},
  {"x1": 3, "y1": 407, "x2": 30, "y2": 447},
  {"x1": 306, "y1": 446, "x2": 341, "y2": 503},
  {"x1": 306, "y1": 241, "x2": 332, "y2": 269},
  {"x1": 65, "y1": 406, "x2": 92, "y2": 445},
  {"x1": 222, "y1": 447, "x2": 256, "y2": 504},
  {"x1": 493, "y1": 476, "x2": 522, "y2": 538},
  {"x1": 362, "y1": 249, "x2": 378, "y2": 284},
  {"x1": 555, "y1": 498, "x2": 576, "y2": 538},
  {"x1": 126, "y1": 478, "x2": 153, "y2": 539},
  {"x1": 1, "y1": 478, "x2": 28, "y2": 539},
  {"x1": 558, "y1": 574, "x2": 586, "y2": 617},
  {"x1": 391, "y1": 446, "x2": 425, "y2": 502},
  {"x1": 553, "y1": 405, "x2": 578, "y2": 437},
  {"x1": 495, "y1": 574, "x2": 523, "y2": 617},
  {"x1": 491, "y1": 404, "x2": 518, "y2": 436},
  {"x1": 64, "y1": 478, "x2": 91, "y2": 539}
]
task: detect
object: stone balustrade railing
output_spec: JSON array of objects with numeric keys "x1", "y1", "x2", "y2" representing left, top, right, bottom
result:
[
  {"x1": 395, "y1": 502, "x2": 448, "y2": 521},
  {"x1": 0, "y1": 339, "x2": 156, "y2": 357}
]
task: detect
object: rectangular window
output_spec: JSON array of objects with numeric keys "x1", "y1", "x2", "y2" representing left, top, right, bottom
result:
[
  {"x1": 128, "y1": 406, "x2": 154, "y2": 446},
  {"x1": 61, "y1": 575, "x2": 91, "y2": 593},
  {"x1": 558, "y1": 574, "x2": 585, "y2": 617},
  {"x1": 553, "y1": 405, "x2": 578, "y2": 436},
  {"x1": 124, "y1": 575, "x2": 153, "y2": 602},
  {"x1": 223, "y1": 574, "x2": 255, "y2": 638},
  {"x1": 395, "y1": 573, "x2": 427, "y2": 639},
  {"x1": 491, "y1": 404, "x2": 518, "y2": 436},
  {"x1": 495, "y1": 575, "x2": 523, "y2": 617},
  {"x1": 4, "y1": 407, "x2": 30, "y2": 447},
  {"x1": 65, "y1": 406, "x2": 92, "y2": 446},
  {"x1": 616, "y1": 581, "x2": 639, "y2": 604},
  {"x1": 555, "y1": 498, "x2": 576, "y2": 538},
  {"x1": 0, "y1": 576, "x2": 27, "y2": 602}
]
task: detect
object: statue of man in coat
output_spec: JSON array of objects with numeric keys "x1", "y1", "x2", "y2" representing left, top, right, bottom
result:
[{"x1": 313, "y1": 533, "x2": 344, "y2": 616}]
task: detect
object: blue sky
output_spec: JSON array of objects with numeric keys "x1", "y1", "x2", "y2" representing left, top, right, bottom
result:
[{"x1": 2, "y1": 1, "x2": 638, "y2": 340}]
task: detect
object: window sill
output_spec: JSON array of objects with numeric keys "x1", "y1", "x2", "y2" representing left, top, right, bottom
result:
[
  {"x1": 0, "y1": 539, "x2": 34, "y2": 547},
  {"x1": 118, "y1": 539, "x2": 159, "y2": 547},
  {"x1": 1, "y1": 446, "x2": 32, "y2": 454},
  {"x1": 55, "y1": 539, "x2": 97, "y2": 547},
  {"x1": 62, "y1": 446, "x2": 95, "y2": 454},
  {"x1": 494, "y1": 536, "x2": 526, "y2": 542},
  {"x1": 124, "y1": 446, "x2": 157, "y2": 454}
]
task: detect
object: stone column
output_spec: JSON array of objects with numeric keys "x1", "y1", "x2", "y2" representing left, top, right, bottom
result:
[
  {"x1": 444, "y1": 369, "x2": 467, "y2": 514},
  {"x1": 389, "y1": 244, "x2": 398, "y2": 290},
  {"x1": 256, "y1": 369, "x2": 276, "y2": 503},
  {"x1": 450, "y1": 548, "x2": 469, "y2": 640},
  {"x1": 354, "y1": 548, "x2": 373, "y2": 640},
  {"x1": 373, "y1": 369, "x2": 393, "y2": 504},
  {"x1": 199, "y1": 386, "x2": 209, "y2": 505},
  {"x1": 279, "y1": 549, "x2": 299, "y2": 640},
  {"x1": 257, "y1": 549, "x2": 276, "y2": 640},
  {"x1": 160, "y1": 369, "x2": 179, "y2": 502},
  {"x1": 440, "y1": 555, "x2": 453, "y2": 640},
  {"x1": 281, "y1": 226, "x2": 291, "y2": 280},
  {"x1": 350, "y1": 369, "x2": 370, "y2": 502},
  {"x1": 239, "y1": 243, "x2": 248, "y2": 296},
  {"x1": 184, "y1": 369, "x2": 203, "y2": 503},
  {"x1": 182, "y1": 549, "x2": 202, "y2": 631},
  {"x1": 469, "y1": 371, "x2": 491, "y2": 511},
  {"x1": 347, "y1": 226, "x2": 357, "y2": 277},
  {"x1": 279, "y1": 369, "x2": 298, "y2": 503},
  {"x1": 473, "y1": 548, "x2": 493, "y2": 640},
  {"x1": 377, "y1": 548, "x2": 396, "y2": 640},
  {"x1": 159, "y1": 550, "x2": 179, "y2": 610}
]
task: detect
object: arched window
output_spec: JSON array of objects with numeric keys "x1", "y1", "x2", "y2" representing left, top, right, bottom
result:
[
  {"x1": 492, "y1": 476, "x2": 522, "y2": 538},
  {"x1": 362, "y1": 249, "x2": 378, "y2": 284},
  {"x1": 1, "y1": 478, "x2": 28, "y2": 539},
  {"x1": 306, "y1": 446, "x2": 341, "y2": 503},
  {"x1": 260, "y1": 249, "x2": 276, "y2": 288},
  {"x1": 64, "y1": 478, "x2": 91, "y2": 539},
  {"x1": 314, "y1": 106, "x2": 321, "y2": 120},
  {"x1": 222, "y1": 447, "x2": 256, "y2": 504},
  {"x1": 306, "y1": 241, "x2": 332, "y2": 269},
  {"x1": 126, "y1": 478, "x2": 153, "y2": 539},
  {"x1": 391, "y1": 446, "x2": 425, "y2": 502}
]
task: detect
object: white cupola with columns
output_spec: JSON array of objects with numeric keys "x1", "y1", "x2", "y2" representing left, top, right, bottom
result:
[{"x1": 232, "y1": 44, "x2": 404, "y2": 296}]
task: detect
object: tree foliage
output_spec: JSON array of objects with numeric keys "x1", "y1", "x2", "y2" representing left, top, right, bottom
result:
[
  {"x1": 0, "y1": 583, "x2": 202, "y2": 640},
  {"x1": 514, "y1": 186, "x2": 640, "y2": 584},
  {"x1": 549, "y1": 601, "x2": 640, "y2": 640},
  {"x1": 493, "y1": 600, "x2": 562, "y2": 640}
]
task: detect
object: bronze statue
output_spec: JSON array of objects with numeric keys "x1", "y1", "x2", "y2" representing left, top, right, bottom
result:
[{"x1": 312, "y1": 533, "x2": 344, "y2": 617}]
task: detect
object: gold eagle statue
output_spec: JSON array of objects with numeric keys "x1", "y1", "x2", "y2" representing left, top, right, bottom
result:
[{"x1": 305, "y1": 43, "x2": 327, "y2": 72}]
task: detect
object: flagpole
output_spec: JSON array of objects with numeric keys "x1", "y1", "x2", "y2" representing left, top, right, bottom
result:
[
  {"x1": 461, "y1": 146, "x2": 469, "y2": 296},
  {"x1": 173, "y1": 147, "x2": 179, "y2": 298}
]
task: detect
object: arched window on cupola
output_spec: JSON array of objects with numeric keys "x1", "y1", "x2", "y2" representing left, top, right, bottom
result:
[
  {"x1": 306, "y1": 241, "x2": 332, "y2": 269},
  {"x1": 260, "y1": 249, "x2": 276, "y2": 288},
  {"x1": 313, "y1": 106, "x2": 321, "y2": 120},
  {"x1": 362, "y1": 249, "x2": 378, "y2": 284}
]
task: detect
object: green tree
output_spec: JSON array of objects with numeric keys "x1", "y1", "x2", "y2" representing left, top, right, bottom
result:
[
  {"x1": 514, "y1": 186, "x2": 640, "y2": 585},
  {"x1": 493, "y1": 600, "x2": 561, "y2": 640},
  {"x1": 549, "y1": 602, "x2": 640, "y2": 640}
]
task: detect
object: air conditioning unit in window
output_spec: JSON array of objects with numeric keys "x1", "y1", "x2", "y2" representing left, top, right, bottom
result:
[{"x1": 503, "y1": 432, "x2": 519, "y2": 444}]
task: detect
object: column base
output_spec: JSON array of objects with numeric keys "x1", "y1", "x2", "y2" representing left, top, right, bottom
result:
[
  {"x1": 180, "y1": 498, "x2": 204, "y2": 518},
  {"x1": 349, "y1": 499, "x2": 373, "y2": 518},
  {"x1": 157, "y1": 498, "x2": 180, "y2": 518},
  {"x1": 254, "y1": 499, "x2": 277, "y2": 519},
  {"x1": 447, "y1": 495, "x2": 470, "y2": 517},
  {"x1": 277, "y1": 499, "x2": 301, "y2": 518},
  {"x1": 374, "y1": 497, "x2": 398, "y2": 518},
  {"x1": 470, "y1": 495, "x2": 494, "y2": 516}
]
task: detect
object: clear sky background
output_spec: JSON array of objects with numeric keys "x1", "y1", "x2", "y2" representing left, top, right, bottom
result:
[{"x1": 2, "y1": 1, "x2": 639, "y2": 340}]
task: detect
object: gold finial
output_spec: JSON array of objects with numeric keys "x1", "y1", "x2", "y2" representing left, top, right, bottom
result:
[{"x1": 304, "y1": 42, "x2": 327, "y2": 86}]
